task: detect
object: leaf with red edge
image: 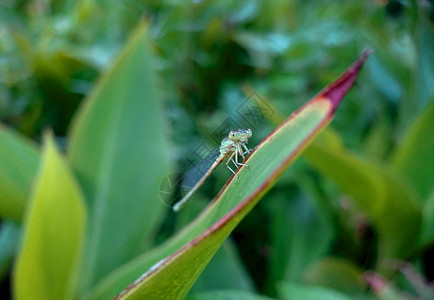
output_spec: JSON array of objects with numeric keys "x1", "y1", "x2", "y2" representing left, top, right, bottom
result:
[{"x1": 87, "y1": 50, "x2": 371, "y2": 300}]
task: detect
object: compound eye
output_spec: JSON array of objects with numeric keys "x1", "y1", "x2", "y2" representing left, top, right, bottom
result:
[
  {"x1": 244, "y1": 129, "x2": 252, "y2": 138},
  {"x1": 229, "y1": 131, "x2": 237, "y2": 139}
]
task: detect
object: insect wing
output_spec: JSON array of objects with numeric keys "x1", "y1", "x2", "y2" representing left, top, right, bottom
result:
[{"x1": 181, "y1": 147, "x2": 221, "y2": 191}]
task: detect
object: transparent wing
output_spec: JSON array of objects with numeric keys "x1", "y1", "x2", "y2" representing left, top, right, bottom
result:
[{"x1": 181, "y1": 146, "x2": 221, "y2": 191}]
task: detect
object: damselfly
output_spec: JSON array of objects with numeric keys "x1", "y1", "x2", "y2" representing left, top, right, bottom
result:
[{"x1": 173, "y1": 129, "x2": 253, "y2": 212}]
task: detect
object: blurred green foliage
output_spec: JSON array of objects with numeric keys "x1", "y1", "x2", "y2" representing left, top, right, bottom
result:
[{"x1": 0, "y1": 0, "x2": 433, "y2": 299}]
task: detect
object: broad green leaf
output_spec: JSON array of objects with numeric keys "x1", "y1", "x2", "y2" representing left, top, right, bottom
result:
[
  {"x1": 175, "y1": 195, "x2": 254, "y2": 293},
  {"x1": 304, "y1": 134, "x2": 421, "y2": 263},
  {"x1": 278, "y1": 281, "x2": 352, "y2": 300},
  {"x1": 296, "y1": 167, "x2": 337, "y2": 234},
  {"x1": 190, "y1": 239, "x2": 254, "y2": 292},
  {"x1": 13, "y1": 134, "x2": 86, "y2": 300},
  {"x1": 302, "y1": 258, "x2": 365, "y2": 294},
  {"x1": 0, "y1": 222, "x2": 20, "y2": 280},
  {"x1": 391, "y1": 97, "x2": 434, "y2": 202},
  {"x1": 0, "y1": 124, "x2": 40, "y2": 221},
  {"x1": 283, "y1": 194, "x2": 333, "y2": 281},
  {"x1": 87, "y1": 51, "x2": 370, "y2": 299},
  {"x1": 265, "y1": 191, "x2": 333, "y2": 291},
  {"x1": 186, "y1": 290, "x2": 275, "y2": 300},
  {"x1": 68, "y1": 23, "x2": 172, "y2": 290}
]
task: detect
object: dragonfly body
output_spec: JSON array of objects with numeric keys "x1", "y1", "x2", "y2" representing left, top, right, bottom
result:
[{"x1": 173, "y1": 129, "x2": 252, "y2": 212}]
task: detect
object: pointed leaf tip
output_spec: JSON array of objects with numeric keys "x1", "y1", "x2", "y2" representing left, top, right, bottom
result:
[{"x1": 320, "y1": 48, "x2": 372, "y2": 113}]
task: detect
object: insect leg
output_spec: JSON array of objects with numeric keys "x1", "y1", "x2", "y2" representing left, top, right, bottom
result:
[
  {"x1": 236, "y1": 144, "x2": 249, "y2": 168},
  {"x1": 238, "y1": 145, "x2": 246, "y2": 160},
  {"x1": 226, "y1": 152, "x2": 239, "y2": 182},
  {"x1": 242, "y1": 143, "x2": 252, "y2": 155}
]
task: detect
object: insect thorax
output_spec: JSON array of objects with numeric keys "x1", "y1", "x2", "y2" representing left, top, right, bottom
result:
[{"x1": 220, "y1": 137, "x2": 235, "y2": 156}]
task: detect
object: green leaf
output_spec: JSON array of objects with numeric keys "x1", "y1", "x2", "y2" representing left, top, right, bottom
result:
[
  {"x1": 265, "y1": 191, "x2": 333, "y2": 291},
  {"x1": 186, "y1": 290, "x2": 275, "y2": 300},
  {"x1": 87, "y1": 51, "x2": 370, "y2": 300},
  {"x1": 283, "y1": 195, "x2": 333, "y2": 281},
  {"x1": 13, "y1": 133, "x2": 87, "y2": 300},
  {"x1": 68, "y1": 23, "x2": 172, "y2": 290},
  {"x1": 302, "y1": 258, "x2": 366, "y2": 294},
  {"x1": 0, "y1": 124, "x2": 40, "y2": 221},
  {"x1": 304, "y1": 134, "x2": 421, "y2": 262},
  {"x1": 175, "y1": 198, "x2": 254, "y2": 293},
  {"x1": 278, "y1": 281, "x2": 352, "y2": 300},
  {"x1": 391, "y1": 97, "x2": 434, "y2": 202},
  {"x1": 190, "y1": 239, "x2": 254, "y2": 292}
]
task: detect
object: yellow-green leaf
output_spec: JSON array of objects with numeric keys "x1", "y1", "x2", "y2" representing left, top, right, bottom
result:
[{"x1": 14, "y1": 133, "x2": 87, "y2": 300}]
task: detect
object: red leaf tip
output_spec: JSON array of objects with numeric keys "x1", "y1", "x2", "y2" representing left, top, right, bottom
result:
[{"x1": 321, "y1": 48, "x2": 372, "y2": 113}]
